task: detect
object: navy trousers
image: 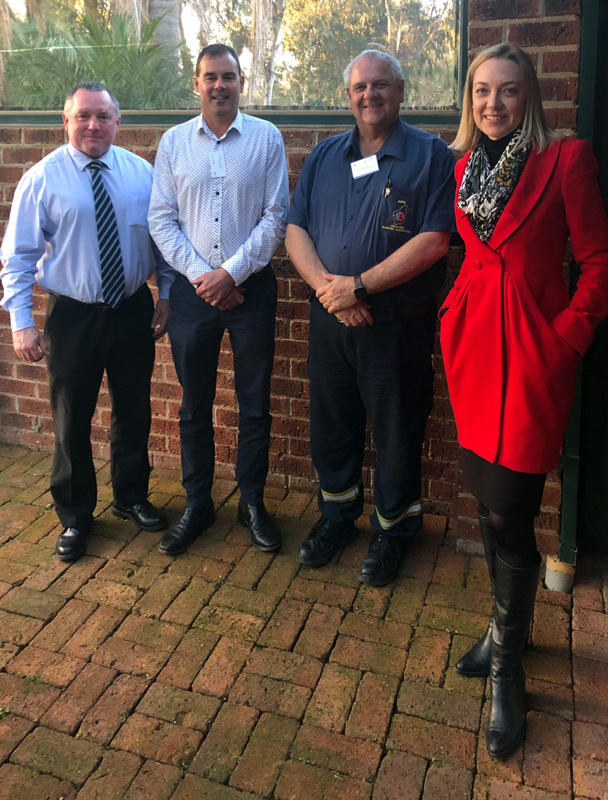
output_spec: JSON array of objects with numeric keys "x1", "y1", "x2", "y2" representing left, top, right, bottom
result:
[
  {"x1": 308, "y1": 297, "x2": 436, "y2": 536},
  {"x1": 168, "y1": 268, "x2": 277, "y2": 505},
  {"x1": 45, "y1": 285, "x2": 155, "y2": 530}
]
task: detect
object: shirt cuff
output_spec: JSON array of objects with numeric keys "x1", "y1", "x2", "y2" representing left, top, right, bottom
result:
[{"x1": 11, "y1": 307, "x2": 36, "y2": 332}]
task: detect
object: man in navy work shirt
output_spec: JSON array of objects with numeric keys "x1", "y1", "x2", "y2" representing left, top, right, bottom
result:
[
  {"x1": 286, "y1": 50, "x2": 456, "y2": 586},
  {"x1": 0, "y1": 82, "x2": 173, "y2": 562},
  {"x1": 149, "y1": 44, "x2": 289, "y2": 556}
]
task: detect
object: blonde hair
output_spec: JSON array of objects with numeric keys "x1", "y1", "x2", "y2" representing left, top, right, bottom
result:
[{"x1": 451, "y1": 43, "x2": 561, "y2": 154}]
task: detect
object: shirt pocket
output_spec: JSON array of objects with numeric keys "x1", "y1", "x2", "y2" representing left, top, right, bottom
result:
[{"x1": 379, "y1": 184, "x2": 418, "y2": 245}]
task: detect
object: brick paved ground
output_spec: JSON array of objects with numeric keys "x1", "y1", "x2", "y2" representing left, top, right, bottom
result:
[{"x1": 0, "y1": 443, "x2": 607, "y2": 800}]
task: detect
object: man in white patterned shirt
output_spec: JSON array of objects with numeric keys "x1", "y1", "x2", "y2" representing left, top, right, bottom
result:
[{"x1": 149, "y1": 44, "x2": 289, "y2": 556}]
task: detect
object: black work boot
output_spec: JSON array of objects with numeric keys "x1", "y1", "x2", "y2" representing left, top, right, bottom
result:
[
  {"x1": 456, "y1": 512, "x2": 496, "y2": 677},
  {"x1": 485, "y1": 553, "x2": 541, "y2": 759}
]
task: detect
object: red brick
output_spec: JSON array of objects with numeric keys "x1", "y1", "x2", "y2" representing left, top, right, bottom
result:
[
  {"x1": 173, "y1": 773, "x2": 270, "y2": 799},
  {"x1": 572, "y1": 719, "x2": 608, "y2": 760},
  {"x1": 7, "y1": 645, "x2": 85, "y2": 687},
  {"x1": 373, "y1": 750, "x2": 427, "y2": 800},
  {"x1": 404, "y1": 627, "x2": 451, "y2": 685},
  {"x1": 292, "y1": 723, "x2": 382, "y2": 780},
  {"x1": 545, "y1": 0, "x2": 580, "y2": 12},
  {"x1": 76, "y1": 578, "x2": 142, "y2": 609},
  {"x1": 397, "y1": 681, "x2": 481, "y2": 732},
  {"x1": 256, "y1": 554, "x2": 301, "y2": 596},
  {"x1": 574, "y1": 657, "x2": 608, "y2": 725},
  {"x1": 339, "y1": 612, "x2": 412, "y2": 648},
  {"x1": 62, "y1": 604, "x2": 125, "y2": 659},
  {"x1": 330, "y1": 635, "x2": 407, "y2": 677},
  {"x1": 526, "y1": 677, "x2": 574, "y2": 720},
  {"x1": 230, "y1": 672, "x2": 311, "y2": 718},
  {"x1": 418, "y1": 604, "x2": 489, "y2": 638},
  {"x1": 79, "y1": 673, "x2": 148, "y2": 745},
  {"x1": 523, "y1": 711, "x2": 571, "y2": 792},
  {"x1": 573, "y1": 755, "x2": 608, "y2": 798},
  {"x1": 524, "y1": 648, "x2": 571, "y2": 685},
  {"x1": 40, "y1": 663, "x2": 116, "y2": 734},
  {"x1": 469, "y1": 0, "x2": 541, "y2": 19},
  {"x1": 542, "y1": 49, "x2": 580, "y2": 74},
  {"x1": 115, "y1": 614, "x2": 185, "y2": 651},
  {"x1": 0, "y1": 609, "x2": 44, "y2": 645},
  {"x1": 23, "y1": 129, "x2": 64, "y2": 144},
  {"x1": 230, "y1": 712, "x2": 298, "y2": 795},
  {"x1": 305, "y1": 663, "x2": 360, "y2": 732},
  {"x1": 508, "y1": 20, "x2": 580, "y2": 47},
  {"x1": 0, "y1": 585, "x2": 65, "y2": 620},
  {"x1": 157, "y1": 628, "x2": 219, "y2": 689},
  {"x1": 274, "y1": 759, "x2": 372, "y2": 800},
  {"x1": 287, "y1": 576, "x2": 357, "y2": 610},
  {"x1": 91, "y1": 636, "x2": 171, "y2": 678},
  {"x1": 423, "y1": 761, "x2": 473, "y2": 800},
  {"x1": 245, "y1": 645, "x2": 322, "y2": 688},
  {"x1": 12, "y1": 725, "x2": 102, "y2": 785},
  {"x1": 122, "y1": 760, "x2": 181, "y2": 800},
  {"x1": 0, "y1": 763, "x2": 76, "y2": 800},
  {"x1": 111, "y1": 712, "x2": 202, "y2": 766},
  {"x1": 346, "y1": 672, "x2": 399, "y2": 743},
  {"x1": 49, "y1": 555, "x2": 104, "y2": 597},
  {"x1": 210, "y1": 583, "x2": 279, "y2": 619},
  {"x1": 258, "y1": 598, "x2": 310, "y2": 650},
  {"x1": 161, "y1": 576, "x2": 217, "y2": 625},
  {"x1": 468, "y1": 25, "x2": 505, "y2": 49},
  {"x1": 0, "y1": 714, "x2": 34, "y2": 765},
  {"x1": 353, "y1": 582, "x2": 392, "y2": 617},
  {"x1": 388, "y1": 714, "x2": 477, "y2": 769},
  {"x1": 0, "y1": 672, "x2": 60, "y2": 720},
  {"x1": 194, "y1": 605, "x2": 266, "y2": 641},
  {"x1": 77, "y1": 749, "x2": 142, "y2": 800},
  {"x1": 386, "y1": 578, "x2": 428, "y2": 623},
  {"x1": 192, "y1": 636, "x2": 252, "y2": 697},
  {"x1": 190, "y1": 702, "x2": 259, "y2": 783}
]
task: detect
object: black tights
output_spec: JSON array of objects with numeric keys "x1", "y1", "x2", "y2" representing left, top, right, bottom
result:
[{"x1": 478, "y1": 503, "x2": 539, "y2": 569}]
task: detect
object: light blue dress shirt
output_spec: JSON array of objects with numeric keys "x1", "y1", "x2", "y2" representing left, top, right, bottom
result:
[
  {"x1": 0, "y1": 143, "x2": 174, "y2": 332},
  {"x1": 148, "y1": 111, "x2": 289, "y2": 286}
]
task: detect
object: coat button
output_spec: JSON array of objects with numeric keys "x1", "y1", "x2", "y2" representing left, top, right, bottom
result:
[{"x1": 474, "y1": 260, "x2": 482, "y2": 269}]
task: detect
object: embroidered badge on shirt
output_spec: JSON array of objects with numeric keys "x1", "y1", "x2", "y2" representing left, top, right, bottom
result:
[{"x1": 382, "y1": 200, "x2": 412, "y2": 234}]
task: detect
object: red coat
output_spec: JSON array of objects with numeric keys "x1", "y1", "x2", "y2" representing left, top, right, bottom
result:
[{"x1": 440, "y1": 138, "x2": 608, "y2": 473}]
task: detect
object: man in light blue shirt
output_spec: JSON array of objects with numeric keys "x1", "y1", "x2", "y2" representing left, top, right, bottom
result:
[
  {"x1": 149, "y1": 44, "x2": 289, "y2": 556},
  {"x1": 0, "y1": 82, "x2": 174, "y2": 561}
]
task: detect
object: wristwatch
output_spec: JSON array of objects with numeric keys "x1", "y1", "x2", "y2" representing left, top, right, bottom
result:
[{"x1": 354, "y1": 274, "x2": 368, "y2": 300}]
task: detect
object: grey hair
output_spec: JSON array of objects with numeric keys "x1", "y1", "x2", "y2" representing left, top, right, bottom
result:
[
  {"x1": 64, "y1": 82, "x2": 121, "y2": 117},
  {"x1": 343, "y1": 49, "x2": 403, "y2": 87}
]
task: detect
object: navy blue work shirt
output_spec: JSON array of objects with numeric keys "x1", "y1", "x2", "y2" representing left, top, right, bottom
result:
[{"x1": 288, "y1": 119, "x2": 456, "y2": 306}]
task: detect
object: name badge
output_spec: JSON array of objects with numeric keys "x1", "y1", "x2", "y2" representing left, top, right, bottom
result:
[
  {"x1": 351, "y1": 155, "x2": 379, "y2": 180},
  {"x1": 209, "y1": 148, "x2": 226, "y2": 178}
]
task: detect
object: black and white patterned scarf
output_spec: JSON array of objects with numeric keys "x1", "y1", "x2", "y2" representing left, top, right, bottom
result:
[{"x1": 457, "y1": 129, "x2": 531, "y2": 243}]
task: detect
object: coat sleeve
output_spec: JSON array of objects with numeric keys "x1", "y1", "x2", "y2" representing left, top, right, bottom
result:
[{"x1": 551, "y1": 139, "x2": 608, "y2": 355}]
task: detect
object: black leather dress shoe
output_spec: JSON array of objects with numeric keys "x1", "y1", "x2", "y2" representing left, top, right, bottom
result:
[
  {"x1": 56, "y1": 527, "x2": 89, "y2": 562},
  {"x1": 158, "y1": 500, "x2": 215, "y2": 555},
  {"x1": 112, "y1": 500, "x2": 167, "y2": 532},
  {"x1": 359, "y1": 532, "x2": 405, "y2": 586},
  {"x1": 237, "y1": 499, "x2": 280, "y2": 552},
  {"x1": 297, "y1": 516, "x2": 358, "y2": 568}
]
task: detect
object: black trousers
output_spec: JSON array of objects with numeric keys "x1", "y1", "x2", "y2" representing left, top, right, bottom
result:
[
  {"x1": 168, "y1": 268, "x2": 277, "y2": 505},
  {"x1": 45, "y1": 285, "x2": 155, "y2": 530},
  {"x1": 308, "y1": 297, "x2": 436, "y2": 536}
]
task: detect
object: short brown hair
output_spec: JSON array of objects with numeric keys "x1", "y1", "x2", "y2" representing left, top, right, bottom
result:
[{"x1": 451, "y1": 43, "x2": 560, "y2": 154}]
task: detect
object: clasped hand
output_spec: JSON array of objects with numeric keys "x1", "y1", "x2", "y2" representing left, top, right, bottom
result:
[
  {"x1": 316, "y1": 273, "x2": 372, "y2": 327},
  {"x1": 193, "y1": 268, "x2": 244, "y2": 310}
]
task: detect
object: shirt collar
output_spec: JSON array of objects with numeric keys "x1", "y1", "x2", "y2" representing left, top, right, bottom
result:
[
  {"x1": 197, "y1": 110, "x2": 243, "y2": 141},
  {"x1": 68, "y1": 143, "x2": 115, "y2": 171},
  {"x1": 343, "y1": 119, "x2": 407, "y2": 162}
]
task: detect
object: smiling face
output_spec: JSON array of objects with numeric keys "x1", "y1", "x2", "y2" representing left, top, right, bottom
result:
[
  {"x1": 194, "y1": 52, "x2": 245, "y2": 132},
  {"x1": 471, "y1": 57, "x2": 526, "y2": 140},
  {"x1": 62, "y1": 89, "x2": 121, "y2": 158},
  {"x1": 346, "y1": 55, "x2": 404, "y2": 137}
]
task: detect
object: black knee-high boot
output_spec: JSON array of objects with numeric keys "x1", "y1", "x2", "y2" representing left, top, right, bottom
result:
[
  {"x1": 485, "y1": 553, "x2": 541, "y2": 758},
  {"x1": 456, "y1": 512, "x2": 496, "y2": 677}
]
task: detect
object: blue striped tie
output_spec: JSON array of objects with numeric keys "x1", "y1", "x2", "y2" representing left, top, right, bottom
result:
[{"x1": 87, "y1": 160, "x2": 125, "y2": 308}]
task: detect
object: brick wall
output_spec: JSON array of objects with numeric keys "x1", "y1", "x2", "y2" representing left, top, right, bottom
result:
[{"x1": 0, "y1": 0, "x2": 584, "y2": 552}]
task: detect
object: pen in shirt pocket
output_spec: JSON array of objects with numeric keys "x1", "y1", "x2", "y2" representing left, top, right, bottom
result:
[{"x1": 384, "y1": 179, "x2": 391, "y2": 198}]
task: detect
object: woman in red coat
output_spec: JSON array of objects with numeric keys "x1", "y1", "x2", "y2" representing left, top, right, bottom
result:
[{"x1": 441, "y1": 43, "x2": 608, "y2": 759}]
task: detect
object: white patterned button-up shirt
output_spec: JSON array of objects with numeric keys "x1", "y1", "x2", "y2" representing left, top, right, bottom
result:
[{"x1": 148, "y1": 111, "x2": 289, "y2": 286}]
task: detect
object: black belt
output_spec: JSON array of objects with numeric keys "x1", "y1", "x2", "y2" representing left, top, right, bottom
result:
[
  {"x1": 50, "y1": 284, "x2": 145, "y2": 310},
  {"x1": 370, "y1": 301, "x2": 430, "y2": 323}
]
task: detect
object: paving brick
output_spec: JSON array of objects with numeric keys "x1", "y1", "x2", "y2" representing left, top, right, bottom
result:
[
  {"x1": 115, "y1": 614, "x2": 185, "y2": 651},
  {"x1": 192, "y1": 636, "x2": 252, "y2": 698},
  {"x1": 210, "y1": 584, "x2": 280, "y2": 620},
  {"x1": 115, "y1": 531, "x2": 160, "y2": 562},
  {"x1": 299, "y1": 563, "x2": 360, "y2": 589},
  {"x1": 91, "y1": 635, "x2": 171, "y2": 677},
  {"x1": 353, "y1": 582, "x2": 392, "y2": 617},
  {"x1": 294, "y1": 603, "x2": 344, "y2": 659},
  {"x1": 161, "y1": 576, "x2": 217, "y2": 625},
  {"x1": 193, "y1": 605, "x2": 266, "y2": 641},
  {"x1": 330, "y1": 635, "x2": 407, "y2": 677},
  {"x1": 226, "y1": 548, "x2": 274, "y2": 589},
  {"x1": 230, "y1": 712, "x2": 298, "y2": 795},
  {"x1": 305, "y1": 663, "x2": 360, "y2": 732},
  {"x1": 157, "y1": 628, "x2": 219, "y2": 689},
  {"x1": 0, "y1": 672, "x2": 60, "y2": 720},
  {"x1": 418, "y1": 605, "x2": 489, "y2": 638},
  {"x1": 0, "y1": 642, "x2": 19, "y2": 670},
  {"x1": 7, "y1": 644, "x2": 85, "y2": 687},
  {"x1": 48, "y1": 556, "x2": 104, "y2": 598},
  {"x1": 346, "y1": 672, "x2": 399, "y2": 743},
  {"x1": 256, "y1": 554, "x2": 300, "y2": 596},
  {"x1": 31, "y1": 598, "x2": 96, "y2": 652},
  {"x1": 190, "y1": 702, "x2": 259, "y2": 783},
  {"x1": 76, "y1": 579, "x2": 142, "y2": 609},
  {"x1": 339, "y1": 612, "x2": 412, "y2": 648},
  {"x1": 524, "y1": 649, "x2": 572, "y2": 686},
  {"x1": 288, "y1": 577, "x2": 357, "y2": 610},
  {"x1": 291, "y1": 723, "x2": 382, "y2": 780},
  {"x1": 172, "y1": 774, "x2": 261, "y2": 800},
  {"x1": 0, "y1": 559, "x2": 35, "y2": 584},
  {"x1": 387, "y1": 713, "x2": 477, "y2": 769},
  {"x1": 574, "y1": 657, "x2": 608, "y2": 725},
  {"x1": 95, "y1": 559, "x2": 163, "y2": 590},
  {"x1": 122, "y1": 759, "x2": 182, "y2": 800},
  {"x1": 258, "y1": 598, "x2": 310, "y2": 650},
  {"x1": 168, "y1": 553, "x2": 232, "y2": 581},
  {"x1": 274, "y1": 759, "x2": 372, "y2": 800},
  {"x1": 573, "y1": 580, "x2": 604, "y2": 612},
  {"x1": 373, "y1": 749, "x2": 427, "y2": 800},
  {"x1": 0, "y1": 714, "x2": 34, "y2": 764},
  {"x1": 40, "y1": 663, "x2": 116, "y2": 733},
  {"x1": 77, "y1": 749, "x2": 142, "y2": 800},
  {"x1": 137, "y1": 682, "x2": 221, "y2": 731},
  {"x1": 0, "y1": 609, "x2": 44, "y2": 645},
  {"x1": 572, "y1": 755, "x2": 608, "y2": 799},
  {"x1": 385, "y1": 578, "x2": 428, "y2": 624},
  {"x1": 111, "y1": 712, "x2": 202, "y2": 766},
  {"x1": 62, "y1": 605, "x2": 126, "y2": 659},
  {"x1": 572, "y1": 719, "x2": 608, "y2": 760},
  {"x1": 404, "y1": 627, "x2": 451, "y2": 685},
  {"x1": 12, "y1": 725, "x2": 102, "y2": 785},
  {"x1": 426, "y1": 583, "x2": 492, "y2": 616},
  {"x1": 432, "y1": 548, "x2": 468, "y2": 587},
  {"x1": 523, "y1": 711, "x2": 571, "y2": 793},
  {"x1": 533, "y1": 602, "x2": 570, "y2": 653},
  {"x1": 246, "y1": 646, "x2": 322, "y2": 688},
  {"x1": 443, "y1": 635, "x2": 487, "y2": 698},
  {"x1": 230, "y1": 672, "x2": 311, "y2": 718},
  {"x1": 423, "y1": 760, "x2": 473, "y2": 800},
  {"x1": 134, "y1": 571, "x2": 191, "y2": 618},
  {"x1": 79, "y1": 673, "x2": 148, "y2": 745},
  {"x1": 526, "y1": 677, "x2": 574, "y2": 720},
  {"x1": 397, "y1": 681, "x2": 481, "y2": 731},
  {"x1": 472, "y1": 776, "x2": 571, "y2": 799},
  {"x1": 573, "y1": 629, "x2": 608, "y2": 662},
  {"x1": 0, "y1": 763, "x2": 76, "y2": 800},
  {"x1": 0, "y1": 540, "x2": 52, "y2": 568}
]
